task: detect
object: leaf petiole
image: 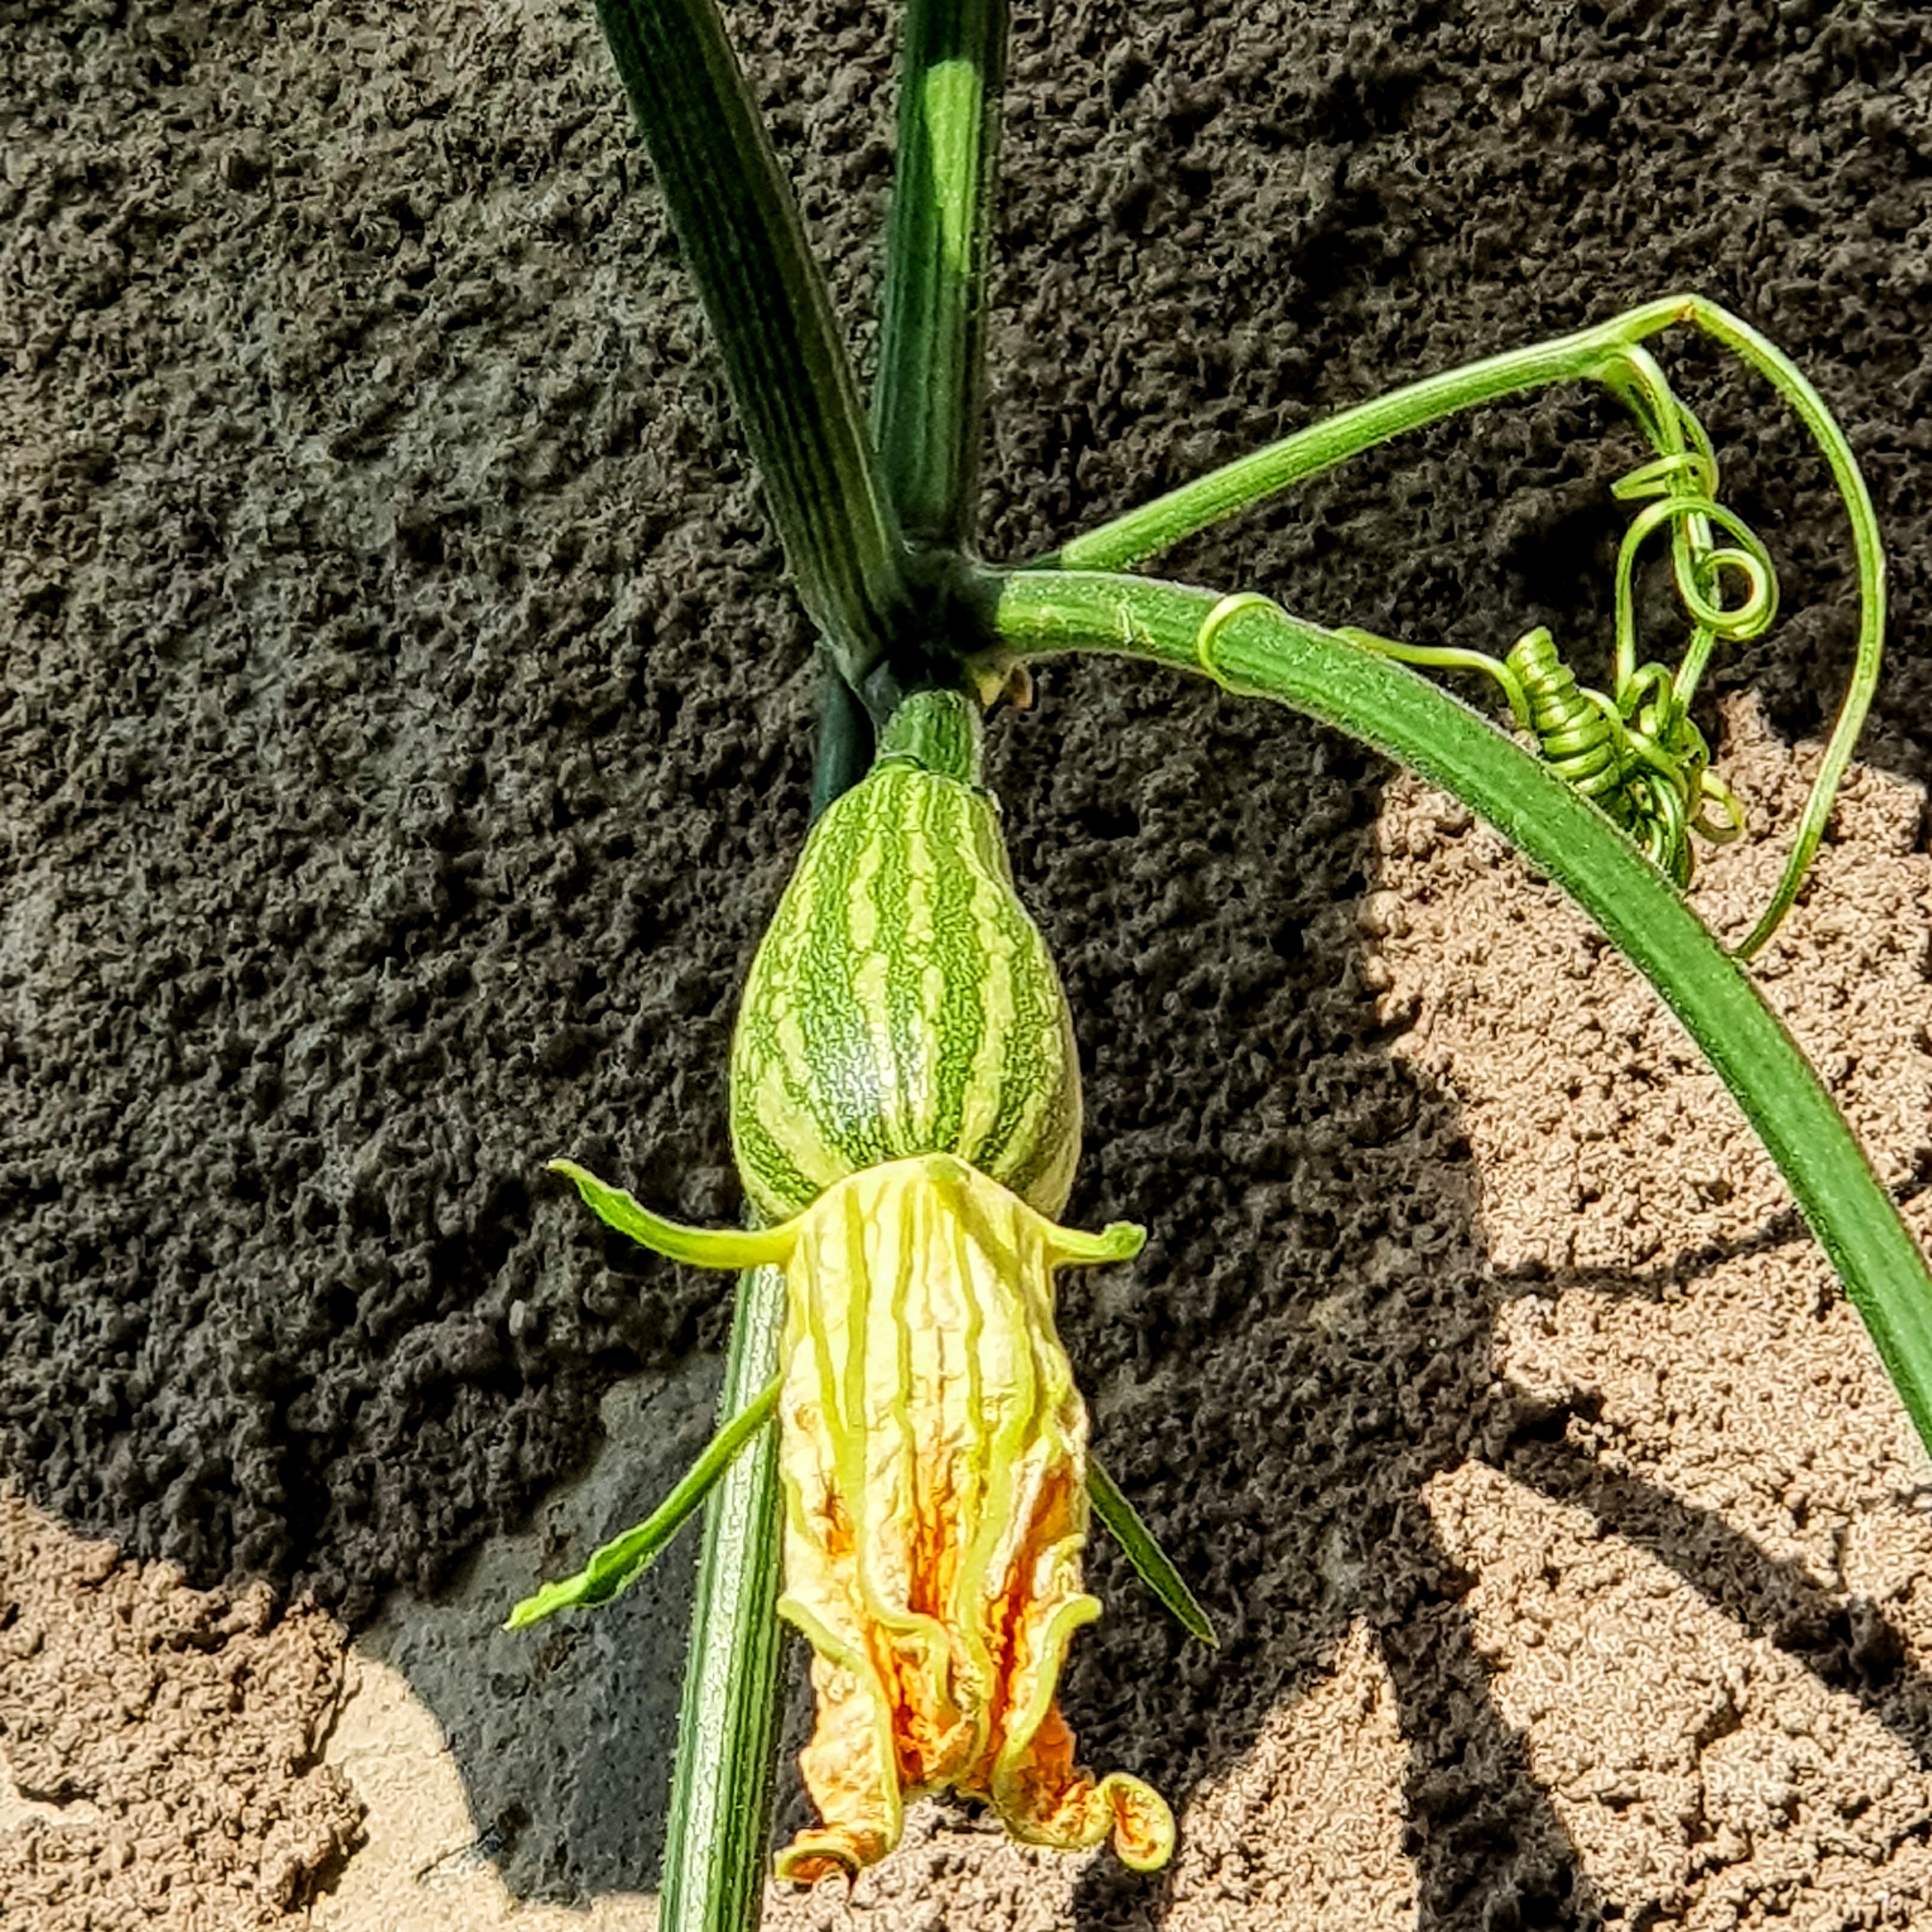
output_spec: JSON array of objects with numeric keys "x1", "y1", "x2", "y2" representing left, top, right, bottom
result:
[{"x1": 988, "y1": 567, "x2": 1932, "y2": 1462}]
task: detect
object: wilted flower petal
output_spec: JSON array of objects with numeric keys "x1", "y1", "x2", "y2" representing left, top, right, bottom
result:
[{"x1": 768, "y1": 1153, "x2": 1172, "y2": 1882}]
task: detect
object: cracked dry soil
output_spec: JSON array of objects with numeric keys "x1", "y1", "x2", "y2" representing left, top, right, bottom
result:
[{"x1": 4, "y1": 1, "x2": 1932, "y2": 1928}]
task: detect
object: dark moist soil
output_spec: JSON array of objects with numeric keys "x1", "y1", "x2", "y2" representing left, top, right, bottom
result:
[{"x1": 4, "y1": 1, "x2": 1931, "y2": 1928}]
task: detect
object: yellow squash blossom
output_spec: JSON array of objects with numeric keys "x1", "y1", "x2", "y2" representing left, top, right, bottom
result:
[
  {"x1": 768, "y1": 1154, "x2": 1172, "y2": 1880},
  {"x1": 526, "y1": 1151, "x2": 1174, "y2": 1881}
]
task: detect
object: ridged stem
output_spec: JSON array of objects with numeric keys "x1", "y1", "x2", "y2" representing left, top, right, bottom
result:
[
  {"x1": 661, "y1": 573, "x2": 891, "y2": 1932},
  {"x1": 988, "y1": 569, "x2": 1932, "y2": 1458},
  {"x1": 658, "y1": 1260, "x2": 787, "y2": 1932},
  {"x1": 873, "y1": 0, "x2": 1010, "y2": 548},
  {"x1": 590, "y1": 0, "x2": 914, "y2": 689}
]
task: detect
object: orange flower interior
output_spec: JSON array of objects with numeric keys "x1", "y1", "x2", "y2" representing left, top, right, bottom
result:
[{"x1": 770, "y1": 1155, "x2": 1172, "y2": 1883}]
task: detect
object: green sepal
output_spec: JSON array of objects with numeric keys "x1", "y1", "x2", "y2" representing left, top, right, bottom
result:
[
  {"x1": 1046, "y1": 1218, "x2": 1147, "y2": 1268},
  {"x1": 550, "y1": 1159, "x2": 795, "y2": 1269},
  {"x1": 505, "y1": 1375, "x2": 783, "y2": 1630},
  {"x1": 1087, "y1": 1455, "x2": 1217, "y2": 1648}
]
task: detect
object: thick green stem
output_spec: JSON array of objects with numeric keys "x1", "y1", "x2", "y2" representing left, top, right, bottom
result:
[
  {"x1": 658, "y1": 1262, "x2": 787, "y2": 1932},
  {"x1": 874, "y1": 0, "x2": 1010, "y2": 549},
  {"x1": 590, "y1": 0, "x2": 913, "y2": 688},
  {"x1": 988, "y1": 569, "x2": 1932, "y2": 1459}
]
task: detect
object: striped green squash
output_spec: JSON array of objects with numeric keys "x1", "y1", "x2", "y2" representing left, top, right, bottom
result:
[{"x1": 729, "y1": 689, "x2": 1080, "y2": 1223}]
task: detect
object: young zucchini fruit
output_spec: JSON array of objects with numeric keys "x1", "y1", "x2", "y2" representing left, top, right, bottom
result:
[
  {"x1": 729, "y1": 687, "x2": 1082, "y2": 1226},
  {"x1": 514, "y1": 688, "x2": 1210, "y2": 1881}
]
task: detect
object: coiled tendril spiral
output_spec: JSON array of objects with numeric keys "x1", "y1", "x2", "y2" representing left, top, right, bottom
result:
[{"x1": 1342, "y1": 376, "x2": 1773, "y2": 893}]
